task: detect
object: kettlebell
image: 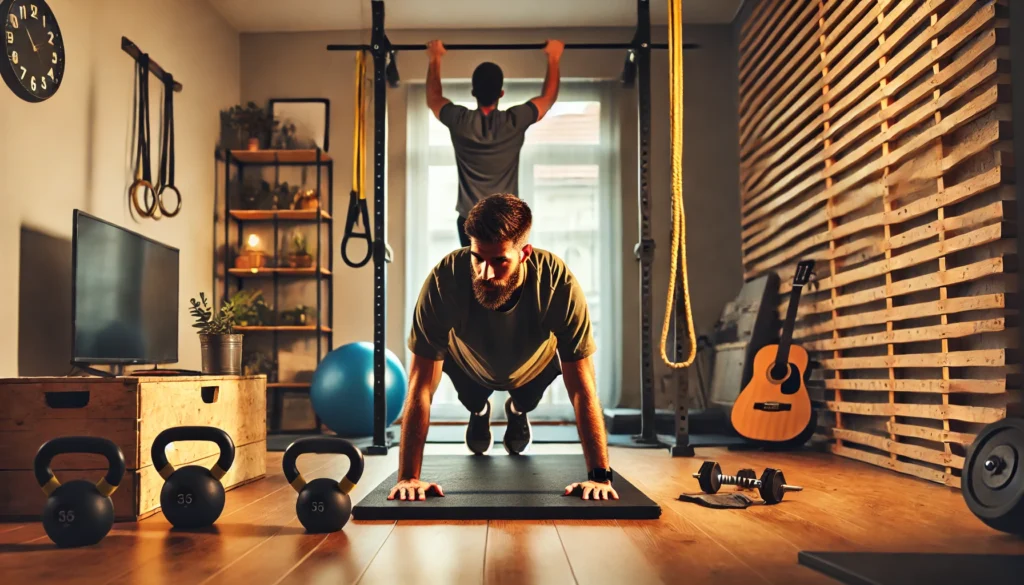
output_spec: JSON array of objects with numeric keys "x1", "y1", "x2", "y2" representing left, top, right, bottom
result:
[
  {"x1": 151, "y1": 426, "x2": 235, "y2": 529},
  {"x1": 34, "y1": 436, "x2": 126, "y2": 548},
  {"x1": 283, "y1": 437, "x2": 365, "y2": 533}
]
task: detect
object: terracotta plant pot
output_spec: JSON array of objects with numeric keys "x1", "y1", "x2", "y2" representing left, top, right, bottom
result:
[
  {"x1": 287, "y1": 254, "x2": 314, "y2": 268},
  {"x1": 234, "y1": 251, "x2": 268, "y2": 270}
]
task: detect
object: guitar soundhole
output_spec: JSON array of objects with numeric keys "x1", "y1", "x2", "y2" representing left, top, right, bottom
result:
[
  {"x1": 780, "y1": 365, "x2": 800, "y2": 395},
  {"x1": 767, "y1": 363, "x2": 801, "y2": 395}
]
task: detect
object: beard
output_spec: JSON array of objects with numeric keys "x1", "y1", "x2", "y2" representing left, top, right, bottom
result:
[{"x1": 473, "y1": 273, "x2": 519, "y2": 310}]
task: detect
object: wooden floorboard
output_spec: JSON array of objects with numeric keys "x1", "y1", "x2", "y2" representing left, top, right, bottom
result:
[
  {"x1": 2, "y1": 440, "x2": 1023, "y2": 585},
  {"x1": 359, "y1": 520, "x2": 489, "y2": 584},
  {"x1": 483, "y1": 521, "x2": 575, "y2": 585},
  {"x1": 556, "y1": 520, "x2": 666, "y2": 585}
]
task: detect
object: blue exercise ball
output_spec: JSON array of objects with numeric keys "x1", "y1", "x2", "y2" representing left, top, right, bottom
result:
[{"x1": 310, "y1": 342, "x2": 407, "y2": 438}]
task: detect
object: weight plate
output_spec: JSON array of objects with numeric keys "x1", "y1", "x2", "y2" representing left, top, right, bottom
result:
[{"x1": 962, "y1": 417, "x2": 1024, "y2": 535}]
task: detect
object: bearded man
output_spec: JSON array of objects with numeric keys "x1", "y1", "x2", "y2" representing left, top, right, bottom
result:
[{"x1": 388, "y1": 193, "x2": 617, "y2": 503}]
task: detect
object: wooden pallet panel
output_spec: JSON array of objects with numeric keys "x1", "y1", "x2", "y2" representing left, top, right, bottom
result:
[{"x1": 737, "y1": 0, "x2": 1017, "y2": 487}]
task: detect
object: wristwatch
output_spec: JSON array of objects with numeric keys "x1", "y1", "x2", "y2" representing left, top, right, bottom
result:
[{"x1": 588, "y1": 467, "x2": 614, "y2": 483}]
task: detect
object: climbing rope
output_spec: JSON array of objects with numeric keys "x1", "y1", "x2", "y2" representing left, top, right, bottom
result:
[{"x1": 660, "y1": 0, "x2": 697, "y2": 369}]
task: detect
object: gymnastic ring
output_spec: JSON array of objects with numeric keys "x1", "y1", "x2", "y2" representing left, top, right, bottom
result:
[
  {"x1": 157, "y1": 185, "x2": 182, "y2": 218},
  {"x1": 130, "y1": 179, "x2": 157, "y2": 218}
]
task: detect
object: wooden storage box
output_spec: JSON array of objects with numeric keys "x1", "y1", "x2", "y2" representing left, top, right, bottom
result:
[{"x1": 0, "y1": 375, "x2": 267, "y2": 521}]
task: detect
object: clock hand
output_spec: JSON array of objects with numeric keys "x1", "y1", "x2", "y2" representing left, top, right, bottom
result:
[{"x1": 26, "y1": 28, "x2": 37, "y2": 52}]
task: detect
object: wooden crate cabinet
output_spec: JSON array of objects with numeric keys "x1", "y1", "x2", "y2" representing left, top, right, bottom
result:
[{"x1": 0, "y1": 375, "x2": 267, "y2": 521}]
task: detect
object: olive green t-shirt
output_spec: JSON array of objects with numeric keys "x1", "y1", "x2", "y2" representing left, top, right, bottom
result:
[{"x1": 407, "y1": 248, "x2": 597, "y2": 390}]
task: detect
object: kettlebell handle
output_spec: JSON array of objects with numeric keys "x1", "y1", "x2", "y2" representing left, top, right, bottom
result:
[
  {"x1": 283, "y1": 437, "x2": 365, "y2": 495},
  {"x1": 34, "y1": 436, "x2": 126, "y2": 498},
  {"x1": 152, "y1": 426, "x2": 235, "y2": 481}
]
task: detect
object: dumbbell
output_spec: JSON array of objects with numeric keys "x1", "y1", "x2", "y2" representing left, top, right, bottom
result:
[{"x1": 692, "y1": 461, "x2": 803, "y2": 504}]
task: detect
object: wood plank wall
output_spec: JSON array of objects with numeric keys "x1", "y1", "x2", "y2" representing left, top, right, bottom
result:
[{"x1": 737, "y1": 0, "x2": 1021, "y2": 487}]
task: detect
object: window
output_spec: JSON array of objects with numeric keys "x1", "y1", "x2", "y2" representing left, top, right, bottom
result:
[{"x1": 405, "y1": 80, "x2": 622, "y2": 419}]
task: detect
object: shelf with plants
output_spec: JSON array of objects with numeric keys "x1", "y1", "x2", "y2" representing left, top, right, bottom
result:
[{"x1": 215, "y1": 102, "x2": 334, "y2": 434}]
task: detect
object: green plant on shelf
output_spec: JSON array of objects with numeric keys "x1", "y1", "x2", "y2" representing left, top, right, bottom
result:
[
  {"x1": 189, "y1": 292, "x2": 235, "y2": 335},
  {"x1": 234, "y1": 179, "x2": 300, "y2": 211},
  {"x1": 226, "y1": 101, "x2": 278, "y2": 148},
  {"x1": 228, "y1": 289, "x2": 274, "y2": 326},
  {"x1": 279, "y1": 305, "x2": 311, "y2": 326},
  {"x1": 285, "y1": 230, "x2": 314, "y2": 268}
]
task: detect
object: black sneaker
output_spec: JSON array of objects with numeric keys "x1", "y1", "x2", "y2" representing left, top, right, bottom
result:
[
  {"x1": 465, "y1": 400, "x2": 493, "y2": 455},
  {"x1": 503, "y1": 397, "x2": 532, "y2": 455}
]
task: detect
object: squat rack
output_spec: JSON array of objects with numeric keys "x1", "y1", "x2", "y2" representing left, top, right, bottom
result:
[{"x1": 328, "y1": 0, "x2": 696, "y2": 456}]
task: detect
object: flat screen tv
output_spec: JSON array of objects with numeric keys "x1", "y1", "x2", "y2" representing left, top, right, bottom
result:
[{"x1": 71, "y1": 210, "x2": 179, "y2": 366}]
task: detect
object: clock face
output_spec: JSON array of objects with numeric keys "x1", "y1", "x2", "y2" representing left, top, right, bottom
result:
[{"x1": 2, "y1": 0, "x2": 64, "y2": 102}]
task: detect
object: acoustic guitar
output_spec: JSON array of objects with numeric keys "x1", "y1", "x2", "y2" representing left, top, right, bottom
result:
[{"x1": 731, "y1": 260, "x2": 815, "y2": 443}]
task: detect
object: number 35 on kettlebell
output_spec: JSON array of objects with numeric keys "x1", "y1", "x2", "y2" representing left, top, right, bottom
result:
[
  {"x1": 283, "y1": 437, "x2": 365, "y2": 533},
  {"x1": 152, "y1": 426, "x2": 236, "y2": 529},
  {"x1": 34, "y1": 436, "x2": 127, "y2": 548}
]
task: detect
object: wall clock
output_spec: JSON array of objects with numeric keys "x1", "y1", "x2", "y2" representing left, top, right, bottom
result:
[{"x1": 1, "y1": 0, "x2": 64, "y2": 102}]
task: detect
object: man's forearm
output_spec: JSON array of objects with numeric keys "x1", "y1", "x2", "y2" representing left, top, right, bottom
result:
[
  {"x1": 398, "y1": 391, "x2": 431, "y2": 480},
  {"x1": 574, "y1": 392, "x2": 609, "y2": 471},
  {"x1": 426, "y1": 57, "x2": 444, "y2": 103},
  {"x1": 563, "y1": 357, "x2": 609, "y2": 471},
  {"x1": 541, "y1": 56, "x2": 561, "y2": 101}
]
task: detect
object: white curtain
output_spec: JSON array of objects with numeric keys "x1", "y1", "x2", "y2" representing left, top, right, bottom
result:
[{"x1": 404, "y1": 80, "x2": 622, "y2": 421}]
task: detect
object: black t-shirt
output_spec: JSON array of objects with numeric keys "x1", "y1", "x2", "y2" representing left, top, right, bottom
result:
[{"x1": 438, "y1": 101, "x2": 540, "y2": 218}]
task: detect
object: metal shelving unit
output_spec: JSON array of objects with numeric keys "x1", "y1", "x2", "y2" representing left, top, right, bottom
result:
[{"x1": 215, "y1": 148, "x2": 334, "y2": 434}]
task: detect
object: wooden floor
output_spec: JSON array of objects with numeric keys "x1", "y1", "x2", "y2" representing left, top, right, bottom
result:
[{"x1": 2, "y1": 439, "x2": 1022, "y2": 585}]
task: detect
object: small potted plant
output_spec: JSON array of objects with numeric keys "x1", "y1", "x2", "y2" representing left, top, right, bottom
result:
[
  {"x1": 286, "y1": 231, "x2": 314, "y2": 268},
  {"x1": 189, "y1": 292, "x2": 244, "y2": 374},
  {"x1": 227, "y1": 102, "x2": 278, "y2": 151},
  {"x1": 228, "y1": 288, "x2": 270, "y2": 326}
]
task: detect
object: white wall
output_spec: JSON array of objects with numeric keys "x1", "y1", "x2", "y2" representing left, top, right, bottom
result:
[{"x1": 0, "y1": 0, "x2": 239, "y2": 375}]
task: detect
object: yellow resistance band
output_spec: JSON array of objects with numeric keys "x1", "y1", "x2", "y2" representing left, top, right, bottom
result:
[
  {"x1": 352, "y1": 50, "x2": 367, "y2": 201},
  {"x1": 660, "y1": 0, "x2": 697, "y2": 369}
]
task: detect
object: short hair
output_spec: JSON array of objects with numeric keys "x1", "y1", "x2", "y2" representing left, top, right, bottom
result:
[
  {"x1": 464, "y1": 194, "x2": 532, "y2": 247},
  {"x1": 471, "y1": 62, "x2": 504, "y2": 106}
]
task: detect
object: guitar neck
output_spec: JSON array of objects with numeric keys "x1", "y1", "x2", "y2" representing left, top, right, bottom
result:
[{"x1": 775, "y1": 284, "x2": 804, "y2": 368}]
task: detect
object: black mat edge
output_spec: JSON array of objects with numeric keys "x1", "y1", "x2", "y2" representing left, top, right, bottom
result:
[
  {"x1": 798, "y1": 552, "x2": 879, "y2": 585},
  {"x1": 352, "y1": 502, "x2": 661, "y2": 521}
]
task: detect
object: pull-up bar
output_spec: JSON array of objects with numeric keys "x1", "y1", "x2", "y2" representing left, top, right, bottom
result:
[{"x1": 327, "y1": 42, "x2": 696, "y2": 51}]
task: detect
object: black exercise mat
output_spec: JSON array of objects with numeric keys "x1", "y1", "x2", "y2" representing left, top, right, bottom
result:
[
  {"x1": 425, "y1": 424, "x2": 580, "y2": 444},
  {"x1": 798, "y1": 552, "x2": 1024, "y2": 585},
  {"x1": 352, "y1": 454, "x2": 660, "y2": 520}
]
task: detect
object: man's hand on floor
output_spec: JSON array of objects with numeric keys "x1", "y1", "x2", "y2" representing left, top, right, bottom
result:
[
  {"x1": 388, "y1": 478, "x2": 445, "y2": 501},
  {"x1": 564, "y1": 480, "x2": 619, "y2": 501}
]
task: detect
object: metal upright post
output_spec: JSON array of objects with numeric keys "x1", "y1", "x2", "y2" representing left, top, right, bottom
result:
[
  {"x1": 366, "y1": 0, "x2": 391, "y2": 455},
  {"x1": 632, "y1": 0, "x2": 668, "y2": 448}
]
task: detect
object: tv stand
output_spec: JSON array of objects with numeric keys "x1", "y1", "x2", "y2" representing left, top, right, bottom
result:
[
  {"x1": 129, "y1": 368, "x2": 204, "y2": 376},
  {"x1": 71, "y1": 363, "x2": 122, "y2": 378},
  {"x1": 70, "y1": 362, "x2": 204, "y2": 378}
]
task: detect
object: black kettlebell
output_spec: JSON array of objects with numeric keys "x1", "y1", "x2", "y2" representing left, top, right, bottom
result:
[
  {"x1": 283, "y1": 437, "x2": 365, "y2": 533},
  {"x1": 34, "y1": 436, "x2": 126, "y2": 548},
  {"x1": 152, "y1": 426, "x2": 235, "y2": 529}
]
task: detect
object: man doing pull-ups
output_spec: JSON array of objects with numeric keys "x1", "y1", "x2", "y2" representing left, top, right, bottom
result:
[
  {"x1": 389, "y1": 194, "x2": 617, "y2": 502},
  {"x1": 425, "y1": 39, "x2": 564, "y2": 247}
]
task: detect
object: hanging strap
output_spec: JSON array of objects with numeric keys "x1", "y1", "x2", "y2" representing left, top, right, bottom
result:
[
  {"x1": 129, "y1": 53, "x2": 156, "y2": 219},
  {"x1": 342, "y1": 50, "x2": 373, "y2": 268},
  {"x1": 156, "y1": 71, "x2": 182, "y2": 217}
]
